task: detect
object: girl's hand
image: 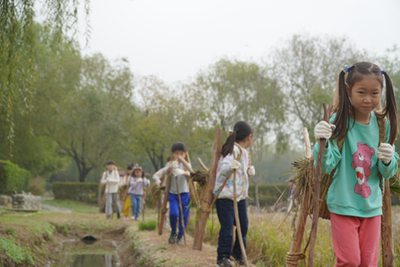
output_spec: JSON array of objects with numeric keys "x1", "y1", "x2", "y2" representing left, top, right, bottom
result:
[
  {"x1": 170, "y1": 161, "x2": 179, "y2": 169},
  {"x1": 248, "y1": 166, "x2": 255, "y2": 177},
  {"x1": 172, "y1": 168, "x2": 186, "y2": 176},
  {"x1": 314, "y1": 121, "x2": 336, "y2": 142},
  {"x1": 229, "y1": 160, "x2": 241, "y2": 172},
  {"x1": 377, "y1": 143, "x2": 394, "y2": 164}
]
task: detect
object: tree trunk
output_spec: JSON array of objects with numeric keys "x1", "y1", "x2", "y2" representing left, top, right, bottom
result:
[{"x1": 78, "y1": 167, "x2": 92, "y2": 182}]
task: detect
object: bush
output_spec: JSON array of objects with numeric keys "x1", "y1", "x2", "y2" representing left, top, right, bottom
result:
[
  {"x1": 248, "y1": 184, "x2": 288, "y2": 207},
  {"x1": 138, "y1": 220, "x2": 157, "y2": 231},
  {"x1": 52, "y1": 182, "x2": 98, "y2": 204},
  {"x1": 28, "y1": 185, "x2": 45, "y2": 196},
  {"x1": 0, "y1": 160, "x2": 30, "y2": 195}
]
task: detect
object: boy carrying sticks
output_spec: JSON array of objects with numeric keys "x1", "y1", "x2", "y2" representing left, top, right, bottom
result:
[{"x1": 164, "y1": 142, "x2": 192, "y2": 245}]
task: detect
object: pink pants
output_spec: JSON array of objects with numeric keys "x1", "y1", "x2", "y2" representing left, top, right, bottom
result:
[{"x1": 330, "y1": 212, "x2": 381, "y2": 267}]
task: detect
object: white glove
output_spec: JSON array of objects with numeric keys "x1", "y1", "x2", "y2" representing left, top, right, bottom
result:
[
  {"x1": 314, "y1": 121, "x2": 336, "y2": 142},
  {"x1": 377, "y1": 143, "x2": 394, "y2": 164},
  {"x1": 170, "y1": 161, "x2": 179, "y2": 169},
  {"x1": 229, "y1": 160, "x2": 241, "y2": 172},
  {"x1": 136, "y1": 177, "x2": 143, "y2": 183},
  {"x1": 147, "y1": 178, "x2": 151, "y2": 185},
  {"x1": 173, "y1": 168, "x2": 186, "y2": 176},
  {"x1": 248, "y1": 166, "x2": 255, "y2": 177}
]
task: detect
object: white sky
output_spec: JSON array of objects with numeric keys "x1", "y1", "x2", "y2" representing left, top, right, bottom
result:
[{"x1": 74, "y1": 0, "x2": 400, "y2": 84}]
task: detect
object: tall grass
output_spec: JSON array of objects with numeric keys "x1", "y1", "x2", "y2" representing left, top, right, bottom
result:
[{"x1": 188, "y1": 207, "x2": 400, "y2": 266}]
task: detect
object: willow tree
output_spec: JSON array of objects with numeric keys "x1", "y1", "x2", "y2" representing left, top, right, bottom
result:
[
  {"x1": 270, "y1": 34, "x2": 371, "y2": 142},
  {"x1": 0, "y1": 0, "x2": 90, "y2": 147},
  {"x1": 132, "y1": 75, "x2": 212, "y2": 171}
]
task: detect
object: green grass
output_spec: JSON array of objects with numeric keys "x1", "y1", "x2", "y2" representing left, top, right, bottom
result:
[
  {"x1": 42, "y1": 199, "x2": 99, "y2": 213},
  {"x1": 138, "y1": 220, "x2": 157, "y2": 231},
  {"x1": 0, "y1": 237, "x2": 34, "y2": 265}
]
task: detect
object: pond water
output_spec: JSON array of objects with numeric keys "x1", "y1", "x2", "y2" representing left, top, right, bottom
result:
[{"x1": 52, "y1": 239, "x2": 120, "y2": 267}]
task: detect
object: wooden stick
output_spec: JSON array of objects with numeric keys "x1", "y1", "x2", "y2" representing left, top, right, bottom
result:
[
  {"x1": 178, "y1": 156, "x2": 195, "y2": 173},
  {"x1": 158, "y1": 173, "x2": 172, "y2": 235},
  {"x1": 197, "y1": 157, "x2": 209, "y2": 172},
  {"x1": 157, "y1": 192, "x2": 161, "y2": 231},
  {"x1": 303, "y1": 127, "x2": 312, "y2": 158},
  {"x1": 175, "y1": 176, "x2": 187, "y2": 245},
  {"x1": 308, "y1": 103, "x2": 330, "y2": 267},
  {"x1": 193, "y1": 129, "x2": 222, "y2": 250},
  {"x1": 381, "y1": 179, "x2": 394, "y2": 266},
  {"x1": 233, "y1": 171, "x2": 249, "y2": 267},
  {"x1": 286, "y1": 126, "x2": 312, "y2": 267}
]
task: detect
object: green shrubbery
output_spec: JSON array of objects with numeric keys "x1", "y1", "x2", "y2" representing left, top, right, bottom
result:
[
  {"x1": 52, "y1": 182, "x2": 98, "y2": 203},
  {"x1": 138, "y1": 220, "x2": 157, "y2": 231},
  {"x1": 248, "y1": 184, "x2": 288, "y2": 206},
  {"x1": 0, "y1": 160, "x2": 30, "y2": 195}
]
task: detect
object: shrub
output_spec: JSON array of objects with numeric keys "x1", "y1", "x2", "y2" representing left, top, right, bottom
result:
[
  {"x1": 138, "y1": 220, "x2": 157, "y2": 231},
  {"x1": 28, "y1": 185, "x2": 45, "y2": 196},
  {"x1": 52, "y1": 182, "x2": 98, "y2": 204},
  {"x1": 247, "y1": 184, "x2": 288, "y2": 207},
  {"x1": 0, "y1": 160, "x2": 30, "y2": 195}
]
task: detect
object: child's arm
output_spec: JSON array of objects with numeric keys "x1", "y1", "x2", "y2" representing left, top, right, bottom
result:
[
  {"x1": 378, "y1": 121, "x2": 399, "y2": 179},
  {"x1": 100, "y1": 172, "x2": 107, "y2": 184},
  {"x1": 107, "y1": 172, "x2": 120, "y2": 184},
  {"x1": 313, "y1": 140, "x2": 342, "y2": 174},
  {"x1": 218, "y1": 152, "x2": 236, "y2": 178}
]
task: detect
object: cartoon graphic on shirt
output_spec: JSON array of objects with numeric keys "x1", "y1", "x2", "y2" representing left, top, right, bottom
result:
[{"x1": 351, "y1": 143, "x2": 375, "y2": 198}]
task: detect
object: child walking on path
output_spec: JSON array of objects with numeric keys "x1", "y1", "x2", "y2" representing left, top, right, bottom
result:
[
  {"x1": 164, "y1": 143, "x2": 192, "y2": 245},
  {"x1": 213, "y1": 121, "x2": 255, "y2": 267},
  {"x1": 120, "y1": 164, "x2": 133, "y2": 220},
  {"x1": 128, "y1": 164, "x2": 150, "y2": 221},
  {"x1": 101, "y1": 160, "x2": 122, "y2": 219},
  {"x1": 313, "y1": 62, "x2": 398, "y2": 266}
]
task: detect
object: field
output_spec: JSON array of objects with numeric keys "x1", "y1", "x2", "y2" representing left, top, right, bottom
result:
[{"x1": 1, "y1": 201, "x2": 400, "y2": 266}]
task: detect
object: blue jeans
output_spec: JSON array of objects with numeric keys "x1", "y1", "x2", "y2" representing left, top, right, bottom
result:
[
  {"x1": 169, "y1": 193, "x2": 190, "y2": 237},
  {"x1": 216, "y1": 199, "x2": 248, "y2": 260},
  {"x1": 129, "y1": 194, "x2": 142, "y2": 218}
]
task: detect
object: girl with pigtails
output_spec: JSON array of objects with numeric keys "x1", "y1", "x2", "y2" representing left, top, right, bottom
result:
[
  {"x1": 213, "y1": 121, "x2": 256, "y2": 267},
  {"x1": 313, "y1": 62, "x2": 398, "y2": 266}
]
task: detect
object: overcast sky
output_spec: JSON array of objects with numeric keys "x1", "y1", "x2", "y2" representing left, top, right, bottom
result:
[{"x1": 75, "y1": 0, "x2": 400, "y2": 83}]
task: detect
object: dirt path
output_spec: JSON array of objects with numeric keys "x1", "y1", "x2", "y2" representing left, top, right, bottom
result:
[{"x1": 133, "y1": 223, "x2": 257, "y2": 267}]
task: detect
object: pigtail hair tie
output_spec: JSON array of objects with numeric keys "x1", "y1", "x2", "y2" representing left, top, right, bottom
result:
[
  {"x1": 381, "y1": 68, "x2": 388, "y2": 74},
  {"x1": 343, "y1": 65, "x2": 350, "y2": 73}
]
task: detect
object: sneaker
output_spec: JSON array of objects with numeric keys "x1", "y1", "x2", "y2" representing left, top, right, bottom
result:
[
  {"x1": 176, "y1": 236, "x2": 184, "y2": 245},
  {"x1": 117, "y1": 213, "x2": 121, "y2": 219},
  {"x1": 231, "y1": 254, "x2": 245, "y2": 266},
  {"x1": 106, "y1": 215, "x2": 111, "y2": 220},
  {"x1": 124, "y1": 216, "x2": 128, "y2": 221},
  {"x1": 216, "y1": 257, "x2": 232, "y2": 267},
  {"x1": 130, "y1": 216, "x2": 136, "y2": 220},
  {"x1": 168, "y1": 232, "x2": 177, "y2": 244}
]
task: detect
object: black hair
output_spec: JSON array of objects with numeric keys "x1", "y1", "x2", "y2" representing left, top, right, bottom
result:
[
  {"x1": 127, "y1": 163, "x2": 133, "y2": 170},
  {"x1": 133, "y1": 168, "x2": 145, "y2": 178},
  {"x1": 171, "y1": 142, "x2": 187, "y2": 153},
  {"x1": 221, "y1": 121, "x2": 253, "y2": 157},
  {"x1": 332, "y1": 62, "x2": 398, "y2": 145}
]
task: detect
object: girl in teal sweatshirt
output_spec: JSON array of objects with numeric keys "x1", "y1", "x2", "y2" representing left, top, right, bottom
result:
[{"x1": 313, "y1": 62, "x2": 398, "y2": 267}]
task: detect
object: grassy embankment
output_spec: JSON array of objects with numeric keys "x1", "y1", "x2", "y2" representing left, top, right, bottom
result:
[{"x1": 0, "y1": 201, "x2": 157, "y2": 267}]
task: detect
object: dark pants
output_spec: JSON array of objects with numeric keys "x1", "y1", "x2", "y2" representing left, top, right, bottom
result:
[
  {"x1": 216, "y1": 199, "x2": 248, "y2": 260},
  {"x1": 169, "y1": 193, "x2": 190, "y2": 237}
]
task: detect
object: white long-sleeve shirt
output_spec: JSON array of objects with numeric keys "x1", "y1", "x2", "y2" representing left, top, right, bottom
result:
[{"x1": 101, "y1": 170, "x2": 120, "y2": 193}]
